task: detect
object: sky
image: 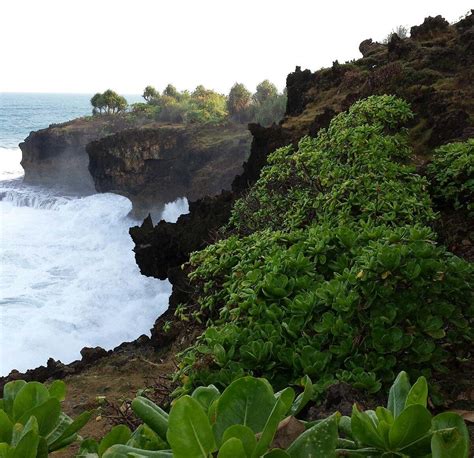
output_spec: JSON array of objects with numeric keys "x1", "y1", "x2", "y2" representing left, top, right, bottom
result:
[{"x1": 0, "y1": 0, "x2": 472, "y2": 95}]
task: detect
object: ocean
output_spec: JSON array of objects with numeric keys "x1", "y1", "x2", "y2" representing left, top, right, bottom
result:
[{"x1": 0, "y1": 93, "x2": 186, "y2": 374}]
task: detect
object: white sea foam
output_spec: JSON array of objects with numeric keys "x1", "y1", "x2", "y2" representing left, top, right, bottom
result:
[{"x1": 0, "y1": 148, "x2": 188, "y2": 374}]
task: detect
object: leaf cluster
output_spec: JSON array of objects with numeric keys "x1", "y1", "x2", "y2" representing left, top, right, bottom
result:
[
  {"x1": 81, "y1": 372, "x2": 469, "y2": 457},
  {"x1": 177, "y1": 95, "x2": 473, "y2": 394},
  {"x1": 428, "y1": 139, "x2": 474, "y2": 215},
  {"x1": 0, "y1": 380, "x2": 91, "y2": 457}
]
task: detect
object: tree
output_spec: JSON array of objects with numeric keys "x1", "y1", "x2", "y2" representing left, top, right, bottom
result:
[
  {"x1": 90, "y1": 93, "x2": 105, "y2": 115},
  {"x1": 163, "y1": 84, "x2": 180, "y2": 100},
  {"x1": 253, "y1": 80, "x2": 278, "y2": 105},
  {"x1": 90, "y1": 90, "x2": 128, "y2": 114},
  {"x1": 142, "y1": 85, "x2": 159, "y2": 103},
  {"x1": 227, "y1": 83, "x2": 252, "y2": 123}
]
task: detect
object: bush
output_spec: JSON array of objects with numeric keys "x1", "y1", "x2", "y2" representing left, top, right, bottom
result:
[
  {"x1": 428, "y1": 139, "x2": 474, "y2": 215},
  {"x1": 175, "y1": 96, "x2": 473, "y2": 395}
]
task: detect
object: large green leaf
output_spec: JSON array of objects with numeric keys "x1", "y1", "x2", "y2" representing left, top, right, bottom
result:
[
  {"x1": 214, "y1": 377, "x2": 276, "y2": 442},
  {"x1": 19, "y1": 398, "x2": 60, "y2": 436},
  {"x1": 252, "y1": 391, "x2": 294, "y2": 458},
  {"x1": 387, "y1": 371, "x2": 411, "y2": 418},
  {"x1": 0, "y1": 410, "x2": 13, "y2": 443},
  {"x1": 287, "y1": 413, "x2": 338, "y2": 457},
  {"x1": 45, "y1": 413, "x2": 73, "y2": 445},
  {"x1": 289, "y1": 376, "x2": 313, "y2": 416},
  {"x1": 12, "y1": 382, "x2": 50, "y2": 421},
  {"x1": 48, "y1": 380, "x2": 66, "y2": 402},
  {"x1": 351, "y1": 405, "x2": 385, "y2": 449},
  {"x1": 128, "y1": 424, "x2": 168, "y2": 451},
  {"x1": 2, "y1": 381, "x2": 26, "y2": 417},
  {"x1": 388, "y1": 404, "x2": 432, "y2": 450},
  {"x1": 48, "y1": 410, "x2": 91, "y2": 450},
  {"x1": 191, "y1": 385, "x2": 221, "y2": 413},
  {"x1": 167, "y1": 395, "x2": 216, "y2": 458},
  {"x1": 404, "y1": 376, "x2": 428, "y2": 408},
  {"x1": 222, "y1": 425, "x2": 256, "y2": 457},
  {"x1": 102, "y1": 445, "x2": 172, "y2": 457},
  {"x1": 11, "y1": 430, "x2": 39, "y2": 458},
  {"x1": 218, "y1": 438, "x2": 247, "y2": 458},
  {"x1": 263, "y1": 450, "x2": 290, "y2": 457},
  {"x1": 431, "y1": 412, "x2": 469, "y2": 458},
  {"x1": 98, "y1": 425, "x2": 132, "y2": 456}
]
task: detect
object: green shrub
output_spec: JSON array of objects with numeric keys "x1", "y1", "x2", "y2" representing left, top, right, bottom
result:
[
  {"x1": 83, "y1": 372, "x2": 470, "y2": 457},
  {"x1": 181, "y1": 224, "x2": 473, "y2": 392},
  {"x1": 428, "y1": 139, "x2": 474, "y2": 215},
  {"x1": 0, "y1": 380, "x2": 91, "y2": 456},
  {"x1": 175, "y1": 95, "x2": 473, "y2": 394}
]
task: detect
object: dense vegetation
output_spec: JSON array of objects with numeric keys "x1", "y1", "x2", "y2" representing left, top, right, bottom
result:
[
  {"x1": 173, "y1": 96, "x2": 473, "y2": 396},
  {"x1": 90, "y1": 81, "x2": 286, "y2": 126},
  {"x1": 2, "y1": 373, "x2": 469, "y2": 457},
  {"x1": 428, "y1": 139, "x2": 474, "y2": 216}
]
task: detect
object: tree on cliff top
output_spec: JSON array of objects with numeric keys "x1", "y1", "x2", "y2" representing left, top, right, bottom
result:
[
  {"x1": 227, "y1": 83, "x2": 252, "y2": 123},
  {"x1": 90, "y1": 90, "x2": 128, "y2": 115},
  {"x1": 143, "y1": 85, "x2": 159, "y2": 103},
  {"x1": 253, "y1": 80, "x2": 278, "y2": 105}
]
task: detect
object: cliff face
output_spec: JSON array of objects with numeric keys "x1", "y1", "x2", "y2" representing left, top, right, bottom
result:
[
  {"x1": 87, "y1": 123, "x2": 251, "y2": 218},
  {"x1": 130, "y1": 12, "x2": 474, "y2": 345},
  {"x1": 19, "y1": 117, "x2": 132, "y2": 192}
]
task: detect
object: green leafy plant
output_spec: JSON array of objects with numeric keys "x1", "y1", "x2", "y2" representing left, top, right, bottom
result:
[
  {"x1": 0, "y1": 380, "x2": 91, "y2": 456},
  {"x1": 175, "y1": 96, "x2": 473, "y2": 395},
  {"x1": 428, "y1": 139, "x2": 474, "y2": 215},
  {"x1": 338, "y1": 371, "x2": 470, "y2": 457},
  {"x1": 82, "y1": 372, "x2": 469, "y2": 457}
]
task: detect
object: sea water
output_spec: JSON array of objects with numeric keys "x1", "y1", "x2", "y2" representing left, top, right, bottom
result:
[{"x1": 0, "y1": 93, "x2": 187, "y2": 374}]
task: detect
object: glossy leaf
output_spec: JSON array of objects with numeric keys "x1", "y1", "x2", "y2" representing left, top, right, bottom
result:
[
  {"x1": 387, "y1": 371, "x2": 411, "y2": 418},
  {"x1": 222, "y1": 424, "x2": 256, "y2": 457},
  {"x1": 12, "y1": 382, "x2": 50, "y2": 421},
  {"x1": 388, "y1": 404, "x2": 432, "y2": 449},
  {"x1": 214, "y1": 377, "x2": 276, "y2": 442},
  {"x1": 98, "y1": 425, "x2": 132, "y2": 456},
  {"x1": 48, "y1": 380, "x2": 66, "y2": 402},
  {"x1": 431, "y1": 412, "x2": 469, "y2": 458},
  {"x1": 218, "y1": 437, "x2": 247, "y2": 458},
  {"x1": 405, "y1": 376, "x2": 428, "y2": 408},
  {"x1": 287, "y1": 413, "x2": 338, "y2": 457},
  {"x1": 167, "y1": 395, "x2": 216, "y2": 458}
]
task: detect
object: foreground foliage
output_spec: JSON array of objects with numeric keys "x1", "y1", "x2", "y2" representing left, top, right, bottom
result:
[
  {"x1": 0, "y1": 380, "x2": 91, "y2": 456},
  {"x1": 428, "y1": 139, "x2": 474, "y2": 216},
  {"x1": 176, "y1": 95, "x2": 474, "y2": 394},
  {"x1": 79, "y1": 372, "x2": 469, "y2": 457}
]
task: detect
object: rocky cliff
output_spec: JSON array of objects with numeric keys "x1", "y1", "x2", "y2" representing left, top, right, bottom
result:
[
  {"x1": 130, "y1": 12, "x2": 474, "y2": 344},
  {"x1": 19, "y1": 116, "x2": 134, "y2": 192},
  {"x1": 87, "y1": 123, "x2": 251, "y2": 219}
]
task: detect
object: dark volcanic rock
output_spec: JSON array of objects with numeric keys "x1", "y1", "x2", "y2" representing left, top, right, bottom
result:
[
  {"x1": 19, "y1": 116, "x2": 132, "y2": 191},
  {"x1": 410, "y1": 15, "x2": 450, "y2": 40},
  {"x1": 87, "y1": 124, "x2": 251, "y2": 218}
]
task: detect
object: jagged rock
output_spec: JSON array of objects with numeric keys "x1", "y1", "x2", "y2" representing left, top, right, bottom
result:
[
  {"x1": 410, "y1": 15, "x2": 449, "y2": 40},
  {"x1": 359, "y1": 38, "x2": 384, "y2": 57},
  {"x1": 19, "y1": 116, "x2": 135, "y2": 191},
  {"x1": 87, "y1": 124, "x2": 251, "y2": 218},
  {"x1": 80, "y1": 346, "x2": 109, "y2": 364}
]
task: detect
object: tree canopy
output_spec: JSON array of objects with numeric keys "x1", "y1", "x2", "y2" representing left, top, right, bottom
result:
[{"x1": 90, "y1": 90, "x2": 128, "y2": 115}]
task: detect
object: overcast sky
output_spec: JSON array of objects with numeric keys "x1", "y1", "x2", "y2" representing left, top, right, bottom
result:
[{"x1": 1, "y1": 0, "x2": 471, "y2": 94}]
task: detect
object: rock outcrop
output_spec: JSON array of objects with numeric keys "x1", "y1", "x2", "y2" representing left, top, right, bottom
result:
[
  {"x1": 130, "y1": 12, "x2": 474, "y2": 346},
  {"x1": 19, "y1": 116, "x2": 133, "y2": 192},
  {"x1": 87, "y1": 123, "x2": 251, "y2": 218}
]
